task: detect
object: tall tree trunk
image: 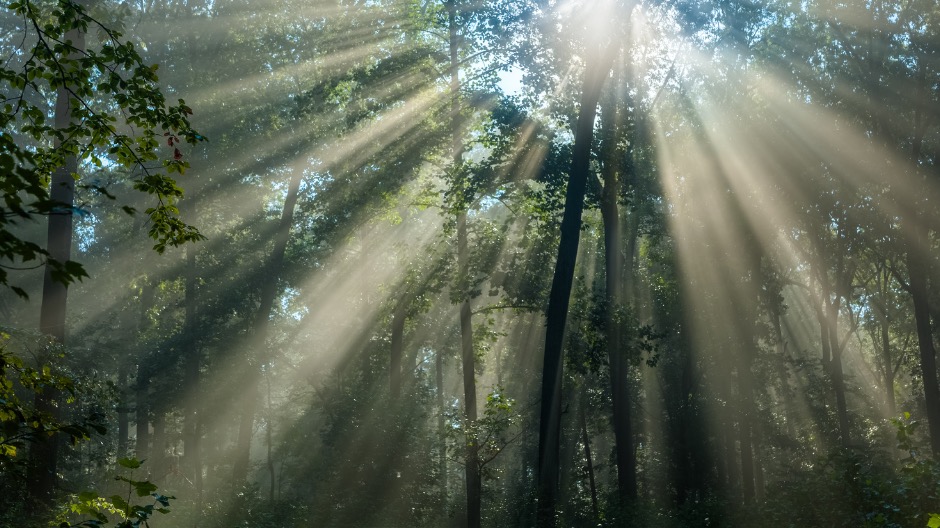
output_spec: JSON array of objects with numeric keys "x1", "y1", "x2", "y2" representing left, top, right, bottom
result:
[
  {"x1": 135, "y1": 370, "x2": 151, "y2": 461},
  {"x1": 907, "y1": 220, "x2": 940, "y2": 455},
  {"x1": 437, "y1": 348, "x2": 448, "y2": 502},
  {"x1": 459, "y1": 212, "x2": 481, "y2": 528},
  {"x1": 736, "y1": 359, "x2": 755, "y2": 504},
  {"x1": 906, "y1": 93, "x2": 940, "y2": 455},
  {"x1": 771, "y1": 305, "x2": 796, "y2": 440},
  {"x1": 578, "y1": 392, "x2": 599, "y2": 520},
  {"x1": 27, "y1": 15, "x2": 86, "y2": 511},
  {"x1": 266, "y1": 374, "x2": 276, "y2": 502},
  {"x1": 877, "y1": 264, "x2": 897, "y2": 415},
  {"x1": 135, "y1": 280, "x2": 154, "y2": 462},
  {"x1": 446, "y1": 2, "x2": 480, "y2": 525},
  {"x1": 827, "y1": 300, "x2": 850, "y2": 447},
  {"x1": 117, "y1": 364, "x2": 129, "y2": 458},
  {"x1": 232, "y1": 170, "x2": 302, "y2": 486},
  {"x1": 390, "y1": 300, "x2": 406, "y2": 400},
  {"x1": 151, "y1": 411, "x2": 166, "y2": 480},
  {"x1": 815, "y1": 258, "x2": 850, "y2": 447},
  {"x1": 183, "y1": 201, "x2": 203, "y2": 496},
  {"x1": 599, "y1": 64, "x2": 637, "y2": 505},
  {"x1": 717, "y1": 372, "x2": 738, "y2": 496},
  {"x1": 537, "y1": 44, "x2": 614, "y2": 528}
]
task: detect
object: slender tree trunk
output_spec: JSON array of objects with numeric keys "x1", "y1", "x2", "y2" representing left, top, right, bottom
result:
[
  {"x1": 135, "y1": 280, "x2": 154, "y2": 462},
  {"x1": 232, "y1": 169, "x2": 302, "y2": 486},
  {"x1": 390, "y1": 300, "x2": 406, "y2": 400},
  {"x1": 460, "y1": 275, "x2": 481, "y2": 528},
  {"x1": 827, "y1": 300, "x2": 850, "y2": 447},
  {"x1": 675, "y1": 334, "x2": 706, "y2": 505},
  {"x1": 772, "y1": 305, "x2": 796, "y2": 440},
  {"x1": 117, "y1": 364, "x2": 129, "y2": 458},
  {"x1": 819, "y1": 308, "x2": 831, "y2": 366},
  {"x1": 537, "y1": 44, "x2": 615, "y2": 528},
  {"x1": 815, "y1": 261, "x2": 850, "y2": 447},
  {"x1": 882, "y1": 324, "x2": 896, "y2": 416},
  {"x1": 753, "y1": 423, "x2": 765, "y2": 500},
  {"x1": 266, "y1": 374, "x2": 276, "y2": 502},
  {"x1": 135, "y1": 369, "x2": 151, "y2": 460},
  {"x1": 877, "y1": 264, "x2": 897, "y2": 416},
  {"x1": 183, "y1": 201, "x2": 203, "y2": 496},
  {"x1": 599, "y1": 62, "x2": 637, "y2": 506},
  {"x1": 907, "y1": 220, "x2": 940, "y2": 455},
  {"x1": 437, "y1": 348, "x2": 448, "y2": 502},
  {"x1": 446, "y1": 3, "x2": 480, "y2": 525},
  {"x1": 736, "y1": 360, "x2": 755, "y2": 504},
  {"x1": 717, "y1": 373, "x2": 738, "y2": 496},
  {"x1": 151, "y1": 411, "x2": 166, "y2": 479},
  {"x1": 906, "y1": 94, "x2": 940, "y2": 454},
  {"x1": 27, "y1": 15, "x2": 86, "y2": 510},
  {"x1": 578, "y1": 393, "x2": 599, "y2": 520}
]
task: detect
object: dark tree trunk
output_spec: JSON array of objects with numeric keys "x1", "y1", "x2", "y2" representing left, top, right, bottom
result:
[
  {"x1": 437, "y1": 348, "x2": 448, "y2": 501},
  {"x1": 717, "y1": 373, "x2": 738, "y2": 496},
  {"x1": 674, "y1": 334, "x2": 706, "y2": 506},
  {"x1": 882, "y1": 333, "x2": 896, "y2": 416},
  {"x1": 135, "y1": 370, "x2": 151, "y2": 461},
  {"x1": 578, "y1": 393, "x2": 599, "y2": 520},
  {"x1": 460, "y1": 276, "x2": 481, "y2": 528},
  {"x1": 537, "y1": 44, "x2": 614, "y2": 528},
  {"x1": 117, "y1": 364, "x2": 129, "y2": 458},
  {"x1": 266, "y1": 375, "x2": 276, "y2": 502},
  {"x1": 233, "y1": 169, "x2": 302, "y2": 486},
  {"x1": 390, "y1": 300, "x2": 406, "y2": 400},
  {"x1": 599, "y1": 67, "x2": 637, "y2": 505},
  {"x1": 814, "y1": 257, "x2": 850, "y2": 448},
  {"x1": 27, "y1": 17, "x2": 85, "y2": 511},
  {"x1": 827, "y1": 300, "x2": 850, "y2": 447},
  {"x1": 183, "y1": 201, "x2": 203, "y2": 496},
  {"x1": 446, "y1": 2, "x2": 480, "y2": 525},
  {"x1": 871, "y1": 262, "x2": 897, "y2": 415},
  {"x1": 907, "y1": 220, "x2": 940, "y2": 455},
  {"x1": 905, "y1": 89, "x2": 940, "y2": 455},
  {"x1": 771, "y1": 305, "x2": 796, "y2": 440},
  {"x1": 736, "y1": 362, "x2": 755, "y2": 504},
  {"x1": 135, "y1": 280, "x2": 154, "y2": 462},
  {"x1": 151, "y1": 411, "x2": 166, "y2": 479}
]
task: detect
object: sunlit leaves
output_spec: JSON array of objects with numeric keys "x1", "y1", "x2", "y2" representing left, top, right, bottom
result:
[
  {"x1": 0, "y1": 332, "x2": 105, "y2": 459},
  {"x1": 928, "y1": 513, "x2": 940, "y2": 528},
  {"x1": 0, "y1": 0, "x2": 206, "y2": 295},
  {"x1": 445, "y1": 387, "x2": 520, "y2": 478},
  {"x1": 56, "y1": 459, "x2": 175, "y2": 527}
]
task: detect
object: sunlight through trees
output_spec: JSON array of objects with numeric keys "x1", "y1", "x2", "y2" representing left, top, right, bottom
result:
[{"x1": 2, "y1": 0, "x2": 940, "y2": 526}]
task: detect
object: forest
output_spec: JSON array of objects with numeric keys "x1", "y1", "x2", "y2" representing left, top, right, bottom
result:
[{"x1": 1, "y1": 0, "x2": 939, "y2": 526}]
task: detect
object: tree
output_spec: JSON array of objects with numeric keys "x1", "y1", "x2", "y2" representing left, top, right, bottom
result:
[
  {"x1": 1, "y1": 0, "x2": 203, "y2": 293},
  {"x1": 537, "y1": 24, "x2": 616, "y2": 528},
  {"x1": 0, "y1": 0, "x2": 203, "y2": 510}
]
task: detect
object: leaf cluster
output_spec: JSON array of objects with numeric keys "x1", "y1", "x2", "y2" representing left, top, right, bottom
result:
[
  {"x1": 57, "y1": 458, "x2": 174, "y2": 528},
  {"x1": 0, "y1": 333, "x2": 106, "y2": 461},
  {"x1": 1, "y1": 0, "x2": 205, "y2": 295}
]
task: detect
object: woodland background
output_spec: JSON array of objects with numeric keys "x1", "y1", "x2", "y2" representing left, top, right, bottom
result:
[{"x1": 1, "y1": 0, "x2": 940, "y2": 527}]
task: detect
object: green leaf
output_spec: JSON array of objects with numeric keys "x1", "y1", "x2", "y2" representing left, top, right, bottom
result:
[
  {"x1": 927, "y1": 513, "x2": 940, "y2": 528},
  {"x1": 117, "y1": 457, "x2": 142, "y2": 469},
  {"x1": 132, "y1": 480, "x2": 158, "y2": 497}
]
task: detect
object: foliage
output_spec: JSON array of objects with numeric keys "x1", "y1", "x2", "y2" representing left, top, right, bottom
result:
[
  {"x1": 761, "y1": 413, "x2": 940, "y2": 528},
  {"x1": 0, "y1": 0, "x2": 204, "y2": 296},
  {"x1": 0, "y1": 331, "x2": 106, "y2": 460},
  {"x1": 56, "y1": 458, "x2": 174, "y2": 528},
  {"x1": 2, "y1": 0, "x2": 940, "y2": 526}
]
